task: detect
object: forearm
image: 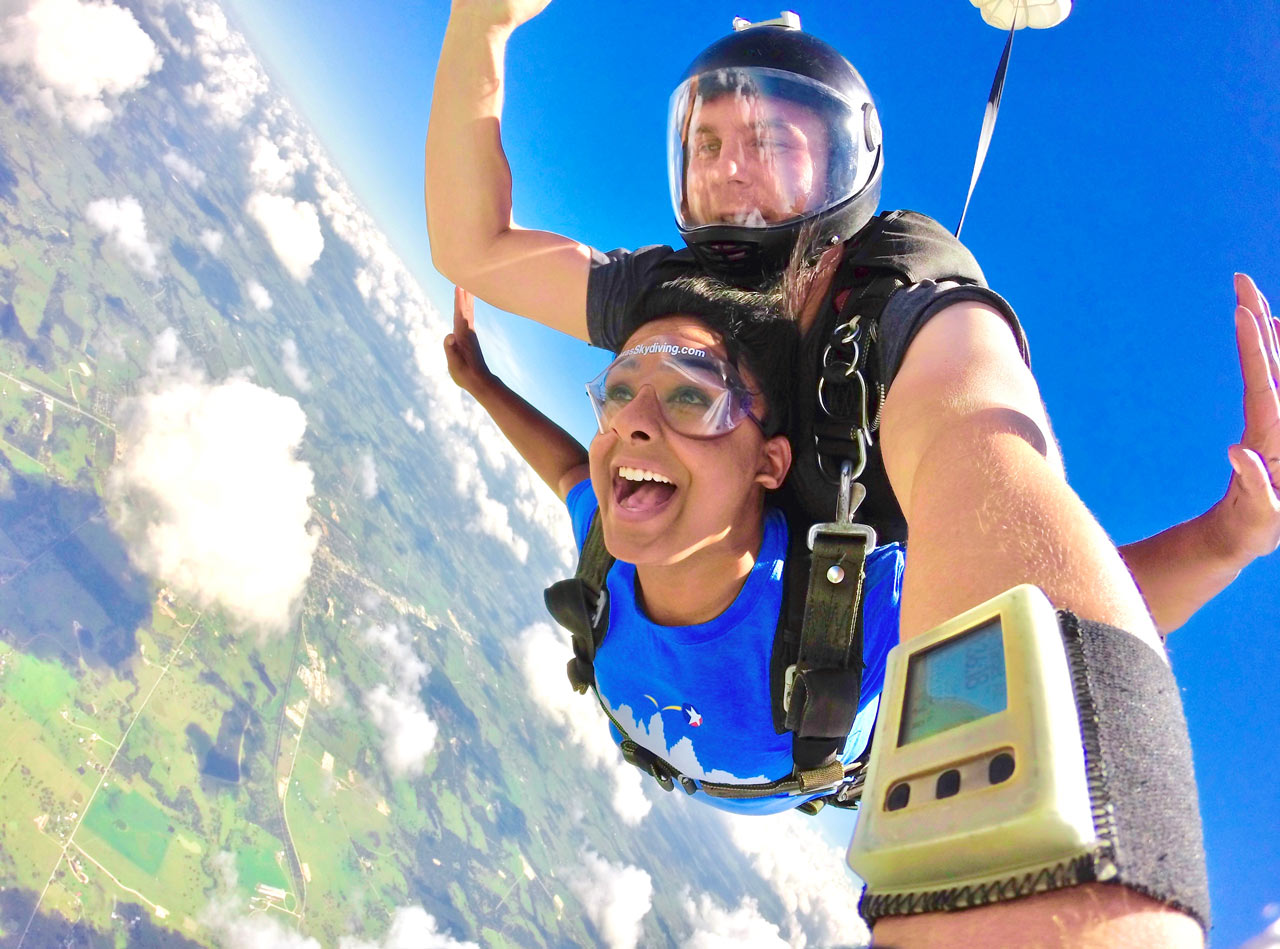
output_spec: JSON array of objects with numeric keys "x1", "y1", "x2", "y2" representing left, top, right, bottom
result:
[
  {"x1": 424, "y1": 12, "x2": 593, "y2": 337},
  {"x1": 466, "y1": 376, "x2": 588, "y2": 499},
  {"x1": 1120, "y1": 499, "x2": 1249, "y2": 635},
  {"x1": 425, "y1": 13, "x2": 515, "y2": 280}
]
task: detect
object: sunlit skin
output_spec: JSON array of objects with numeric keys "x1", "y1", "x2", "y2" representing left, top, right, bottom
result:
[
  {"x1": 683, "y1": 92, "x2": 829, "y2": 227},
  {"x1": 587, "y1": 316, "x2": 791, "y2": 625}
]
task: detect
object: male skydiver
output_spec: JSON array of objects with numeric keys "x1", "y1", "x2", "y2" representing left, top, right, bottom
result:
[{"x1": 426, "y1": 2, "x2": 1278, "y2": 943}]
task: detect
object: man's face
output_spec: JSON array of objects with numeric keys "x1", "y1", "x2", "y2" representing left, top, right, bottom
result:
[
  {"x1": 587, "y1": 316, "x2": 788, "y2": 567},
  {"x1": 683, "y1": 92, "x2": 829, "y2": 228}
]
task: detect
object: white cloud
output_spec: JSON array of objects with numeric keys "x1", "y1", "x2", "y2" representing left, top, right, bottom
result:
[
  {"x1": 199, "y1": 228, "x2": 223, "y2": 255},
  {"x1": 249, "y1": 132, "x2": 306, "y2": 193},
  {"x1": 246, "y1": 279, "x2": 272, "y2": 311},
  {"x1": 716, "y1": 811, "x2": 869, "y2": 948},
  {"x1": 339, "y1": 906, "x2": 478, "y2": 949},
  {"x1": 681, "y1": 893, "x2": 788, "y2": 949},
  {"x1": 1242, "y1": 919, "x2": 1280, "y2": 949},
  {"x1": 566, "y1": 850, "x2": 653, "y2": 949},
  {"x1": 402, "y1": 407, "x2": 425, "y2": 432},
  {"x1": 0, "y1": 0, "x2": 162, "y2": 133},
  {"x1": 203, "y1": 851, "x2": 319, "y2": 948},
  {"x1": 361, "y1": 623, "x2": 437, "y2": 776},
  {"x1": 358, "y1": 451, "x2": 378, "y2": 499},
  {"x1": 518, "y1": 623, "x2": 651, "y2": 826},
  {"x1": 107, "y1": 335, "x2": 318, "y2": 632},
  {"x1": 246, "y1": 190, "x2": 323, "y2": 282},
  {"x1": 86, "y1": 195, "x2": 159, "y2": 277},
  {"x1": 181, "y1": 0, "x2": 268, "y2": 127},
  {"x1": 280, "y1": 338, "x2": 311, "y2": 392},
  {"x1": 163, "y1": 149, "x2": 206, "y2": 188}
]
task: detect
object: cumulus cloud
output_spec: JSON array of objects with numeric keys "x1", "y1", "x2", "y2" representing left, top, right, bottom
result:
[
  {"x1": 1242, "y1": 918, "x2": 1280, "y2": 949},
  {"x1": 402, "y1": 408, "x2": 425, "y2": 433},
  {"x1": 86, "y1": 195, "x2": 159, "y2": 277},
  {"x1": 280, "y1": 338, "x2": 310, "y2": 392},
  {"x1": 0, "y1": 0, "x2": 162, "y2": 132},
  {"x1": 107, "y1": 331, "x2": 318, "y2": 631},
  {"x1": 246, "y1": 191, "x2": 323, "y2": 282},
  {"x1": 361, "y1": 623, "x2": 437, "y2": 776},
  {"x1": 681, "y1": 893, "x2": 788, "y2": 949},
  {"x1": 338, "y1": 905, "x2": 478, "y2": 949},
  {"x1": 716, "y1": 811, "x2": 869, "y2": 948},
  {"x1": 163, "y1": 149, "x2": 206, "y2": 188},
  {"x1": 203, "y1": 851, "x2": 319, "y2": 948},
  {"x1": 358, "y1": 451, "x2": 378, "y2": 499},
  {"x1": 199, "y1": 228, "x2": 224, "y2": 255},
  {"x1": 181, "y1": 0, "x2": 268, "y2": 127},
  {"x1": 565, "y1": 850, "x2": 653, "y2": 949},
  {"x1": 518, "y1": 623, "x2": 651, "y2": 825},
  {"x1": 249, "y1": 132, "x2": 306, "y2": 192},
  {"x1": 246, "y1": 279, "x2": 272, "y2": 311}
]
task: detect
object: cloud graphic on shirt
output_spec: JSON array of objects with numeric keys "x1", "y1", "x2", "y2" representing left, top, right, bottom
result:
[
  {"x1": 603, "y1": 694, "x2": 768, "y2": 786},
  {"x1": 0, "y1": 0, "x2": 162, "y2": 133},
  {"x1": 517, "y1": 623, "x2": 651, "y2": 825},
  {"x1": 565, "y1": 850, "x2": 653, "y2": 949},
  {"x1": 680, "y1": 892, "x2": 788, "y2": 949}
]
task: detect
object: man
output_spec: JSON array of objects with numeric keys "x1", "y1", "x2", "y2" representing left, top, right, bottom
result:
[{"x1": 425, "y1": 2, "x2": 1276, "y2": 942}]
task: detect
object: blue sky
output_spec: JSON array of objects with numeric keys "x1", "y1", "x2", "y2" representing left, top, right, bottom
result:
[{"x1": 223, "y1": 1, "x2": 1280, "y2": 944}]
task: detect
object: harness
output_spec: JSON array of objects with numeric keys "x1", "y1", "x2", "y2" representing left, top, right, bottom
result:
[{"x1": 545, "y1": 209, "x2": 989, "y2": 812}]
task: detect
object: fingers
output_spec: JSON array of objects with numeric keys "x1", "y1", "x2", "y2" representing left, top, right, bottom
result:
[
  {"x1": 1229, "y1": 444, "x2": 1279, "y2": 502},
  {"x1": 1235, "y1": 304, "x2": 1278, "y2": 397},
  {"x1": 453, "y1": 285, "x2": 476, "y2": 337}
]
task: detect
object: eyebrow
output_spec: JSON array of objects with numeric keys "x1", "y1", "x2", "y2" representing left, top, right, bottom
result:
[{"x1": 693, "y1": 117, "x2": 796, "y2": 137}]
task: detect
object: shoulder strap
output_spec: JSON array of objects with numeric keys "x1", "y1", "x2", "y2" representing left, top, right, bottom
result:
[{"x1": 544, "y1": 515, "x2": 614, "y2": 694}]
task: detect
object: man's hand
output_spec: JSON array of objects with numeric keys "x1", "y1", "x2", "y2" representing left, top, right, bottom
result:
[
  {"x1": 450, "y1": 0, "x2": 553, "y2": 32},
  {"x1": 1216, "y1": 273, "x2": 1280, "y2": 559},
  {"x1": 444, "y1": 287, "x2": 495, "y2": 395}
]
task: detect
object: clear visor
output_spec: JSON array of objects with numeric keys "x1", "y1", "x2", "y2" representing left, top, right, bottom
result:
[
  {"x1": 668, "y1": 67, "x2": 870, "y2": 231},
  {"x1": 586, "y1": 337, "x2": 761, "y2": 438}
]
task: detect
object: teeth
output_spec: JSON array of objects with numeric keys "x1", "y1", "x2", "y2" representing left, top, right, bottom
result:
[{"x1": 618, "y1": 466, "x2": 672, "y2": 484}]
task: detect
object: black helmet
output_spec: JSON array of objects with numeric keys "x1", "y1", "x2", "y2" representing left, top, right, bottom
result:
[{"x1": 667, "y1": 15, "x2": 882, "y2": 285}]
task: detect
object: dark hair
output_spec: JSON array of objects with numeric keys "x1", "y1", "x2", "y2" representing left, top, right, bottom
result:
[{"x1": 624, "y1": 275, "x2": 797, "y2": 437}]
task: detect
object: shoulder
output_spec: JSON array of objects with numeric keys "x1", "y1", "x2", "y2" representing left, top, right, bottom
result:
[
  {"x1": 586, "y1": 245, "x2": 701, "y2": 352},
  {"x1": 845, "y1": 209, "x2": 987, "y2": 287},
  {"x1": 565, "y1": 477, "x2": 597, "y2": 551}
]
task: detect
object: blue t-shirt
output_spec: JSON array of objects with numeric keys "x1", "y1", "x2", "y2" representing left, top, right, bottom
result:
[{"x1": 566, "y1": 479, "x2": 904, "y2": 815}]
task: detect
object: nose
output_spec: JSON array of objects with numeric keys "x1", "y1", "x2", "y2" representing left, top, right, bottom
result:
[
  {"x1": 610, "y1": 385, "x2": 664, "y2": 442},
  {"x1": 720, "y1": 140, "x2": 748, "y2": 184}
]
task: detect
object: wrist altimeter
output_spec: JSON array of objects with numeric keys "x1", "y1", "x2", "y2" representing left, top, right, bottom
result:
[{"x1": 847, "y1": 585, "x2": 1209, "y2": 930}]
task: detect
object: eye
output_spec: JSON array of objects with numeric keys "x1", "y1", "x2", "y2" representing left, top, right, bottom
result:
[
  {"x1": 693, "y1": 139, "x2": 720, "y2": 158},
  {"x1": 667, "y1": 386, "x2": 713, "y2": 408},
  {"x1": 604, "y1": 383, "x2": 635, "y2": 405}
]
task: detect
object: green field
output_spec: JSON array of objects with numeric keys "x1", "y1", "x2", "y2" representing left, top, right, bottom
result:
[{"x1": 82, "y1": 787, "x2": 173, "y2": 875}]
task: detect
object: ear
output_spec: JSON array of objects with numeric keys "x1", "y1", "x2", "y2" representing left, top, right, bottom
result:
[{"x1": 755, "y1": 433, "x2": 792, "y2": 490}]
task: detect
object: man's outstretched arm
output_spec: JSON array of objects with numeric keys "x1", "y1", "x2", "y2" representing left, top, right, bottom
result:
[
  {"x1": 444, "y1": 287, "x2": 589, "y2": 498},
  {"x1": 877, "y1": 301, "x2": 1202, "y2": 947},
  {"x1": 1119, "y1": 273, "x2": 1279, "y2": 633},
  {"x1": 426, "y1": 0, "x2": 594, "y2": 340}
]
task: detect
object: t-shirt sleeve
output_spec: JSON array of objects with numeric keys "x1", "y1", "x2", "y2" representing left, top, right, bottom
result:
[
  {"x1": 876, "y1": 279, "x2": 1030, "y2": 390},
  {"x1": 586, "y1": 244, "x2": 679, "y2": 352},
  {"x1": 565, "y1": 477, "x2": 598, "y2": 552}
]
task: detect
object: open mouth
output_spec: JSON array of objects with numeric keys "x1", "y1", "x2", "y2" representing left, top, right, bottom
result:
[{"x1": 614, "y1": 465, "x2": 677, "y2": 514}]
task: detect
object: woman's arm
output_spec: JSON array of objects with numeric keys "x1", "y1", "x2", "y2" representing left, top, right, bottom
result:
[
  {"x1": 1119, "y1": 273, "x2": 1279, "y2": 633},
  {"x1": 444, "y1": 288, "x2": 589, "y2": 499}
]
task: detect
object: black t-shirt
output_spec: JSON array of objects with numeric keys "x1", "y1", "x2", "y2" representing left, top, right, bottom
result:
[{"x1": 585, "y1": 211, "x2": 1030, "y2": 542}]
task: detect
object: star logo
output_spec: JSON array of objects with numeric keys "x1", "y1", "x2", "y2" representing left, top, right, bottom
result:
[{"x1": 682, "y1": 704, "x2": 702, "y2": 727}]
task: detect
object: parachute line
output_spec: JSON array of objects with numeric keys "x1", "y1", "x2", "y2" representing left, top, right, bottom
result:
[{"x1": 955, "y1": 13, "x2": 1018, "y2": 238}]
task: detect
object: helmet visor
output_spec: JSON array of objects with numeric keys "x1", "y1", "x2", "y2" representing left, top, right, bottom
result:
[
  {"x1": 668, "y1": 67, "x2": 870, "y2": 232},
  {"x1": 586, "y1": 337, "x2": 761, "y2": 438}
]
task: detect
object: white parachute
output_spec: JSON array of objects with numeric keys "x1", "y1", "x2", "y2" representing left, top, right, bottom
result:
[{"x1": 970, "y1": 0, "x2": 1072, "y2": 30}]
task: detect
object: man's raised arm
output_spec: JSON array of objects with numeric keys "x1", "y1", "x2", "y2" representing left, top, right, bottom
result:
[
  {"x1": 876, "y1": 301, "x2": 1204, "y2": 947},
  {"x1": 426, "y1": 0, "x2": 595, "y2": 341}
]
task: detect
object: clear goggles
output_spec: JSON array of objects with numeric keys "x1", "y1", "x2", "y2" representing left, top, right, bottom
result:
[
  {"x1": 667, "y1": 67, "x2": 873, "y2": 231},
  {"x1": 586, "y1": 337, "x2": 763, "y2": 438}
]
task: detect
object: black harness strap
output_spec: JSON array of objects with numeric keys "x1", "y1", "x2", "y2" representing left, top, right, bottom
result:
[{"x1": 544, "y1": 517, "x2": 612, "y2": 694}]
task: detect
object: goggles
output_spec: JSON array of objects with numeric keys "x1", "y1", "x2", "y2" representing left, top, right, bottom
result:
[{"x1": 586, "y1": 336, "x2": 764, "y2": 438}]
